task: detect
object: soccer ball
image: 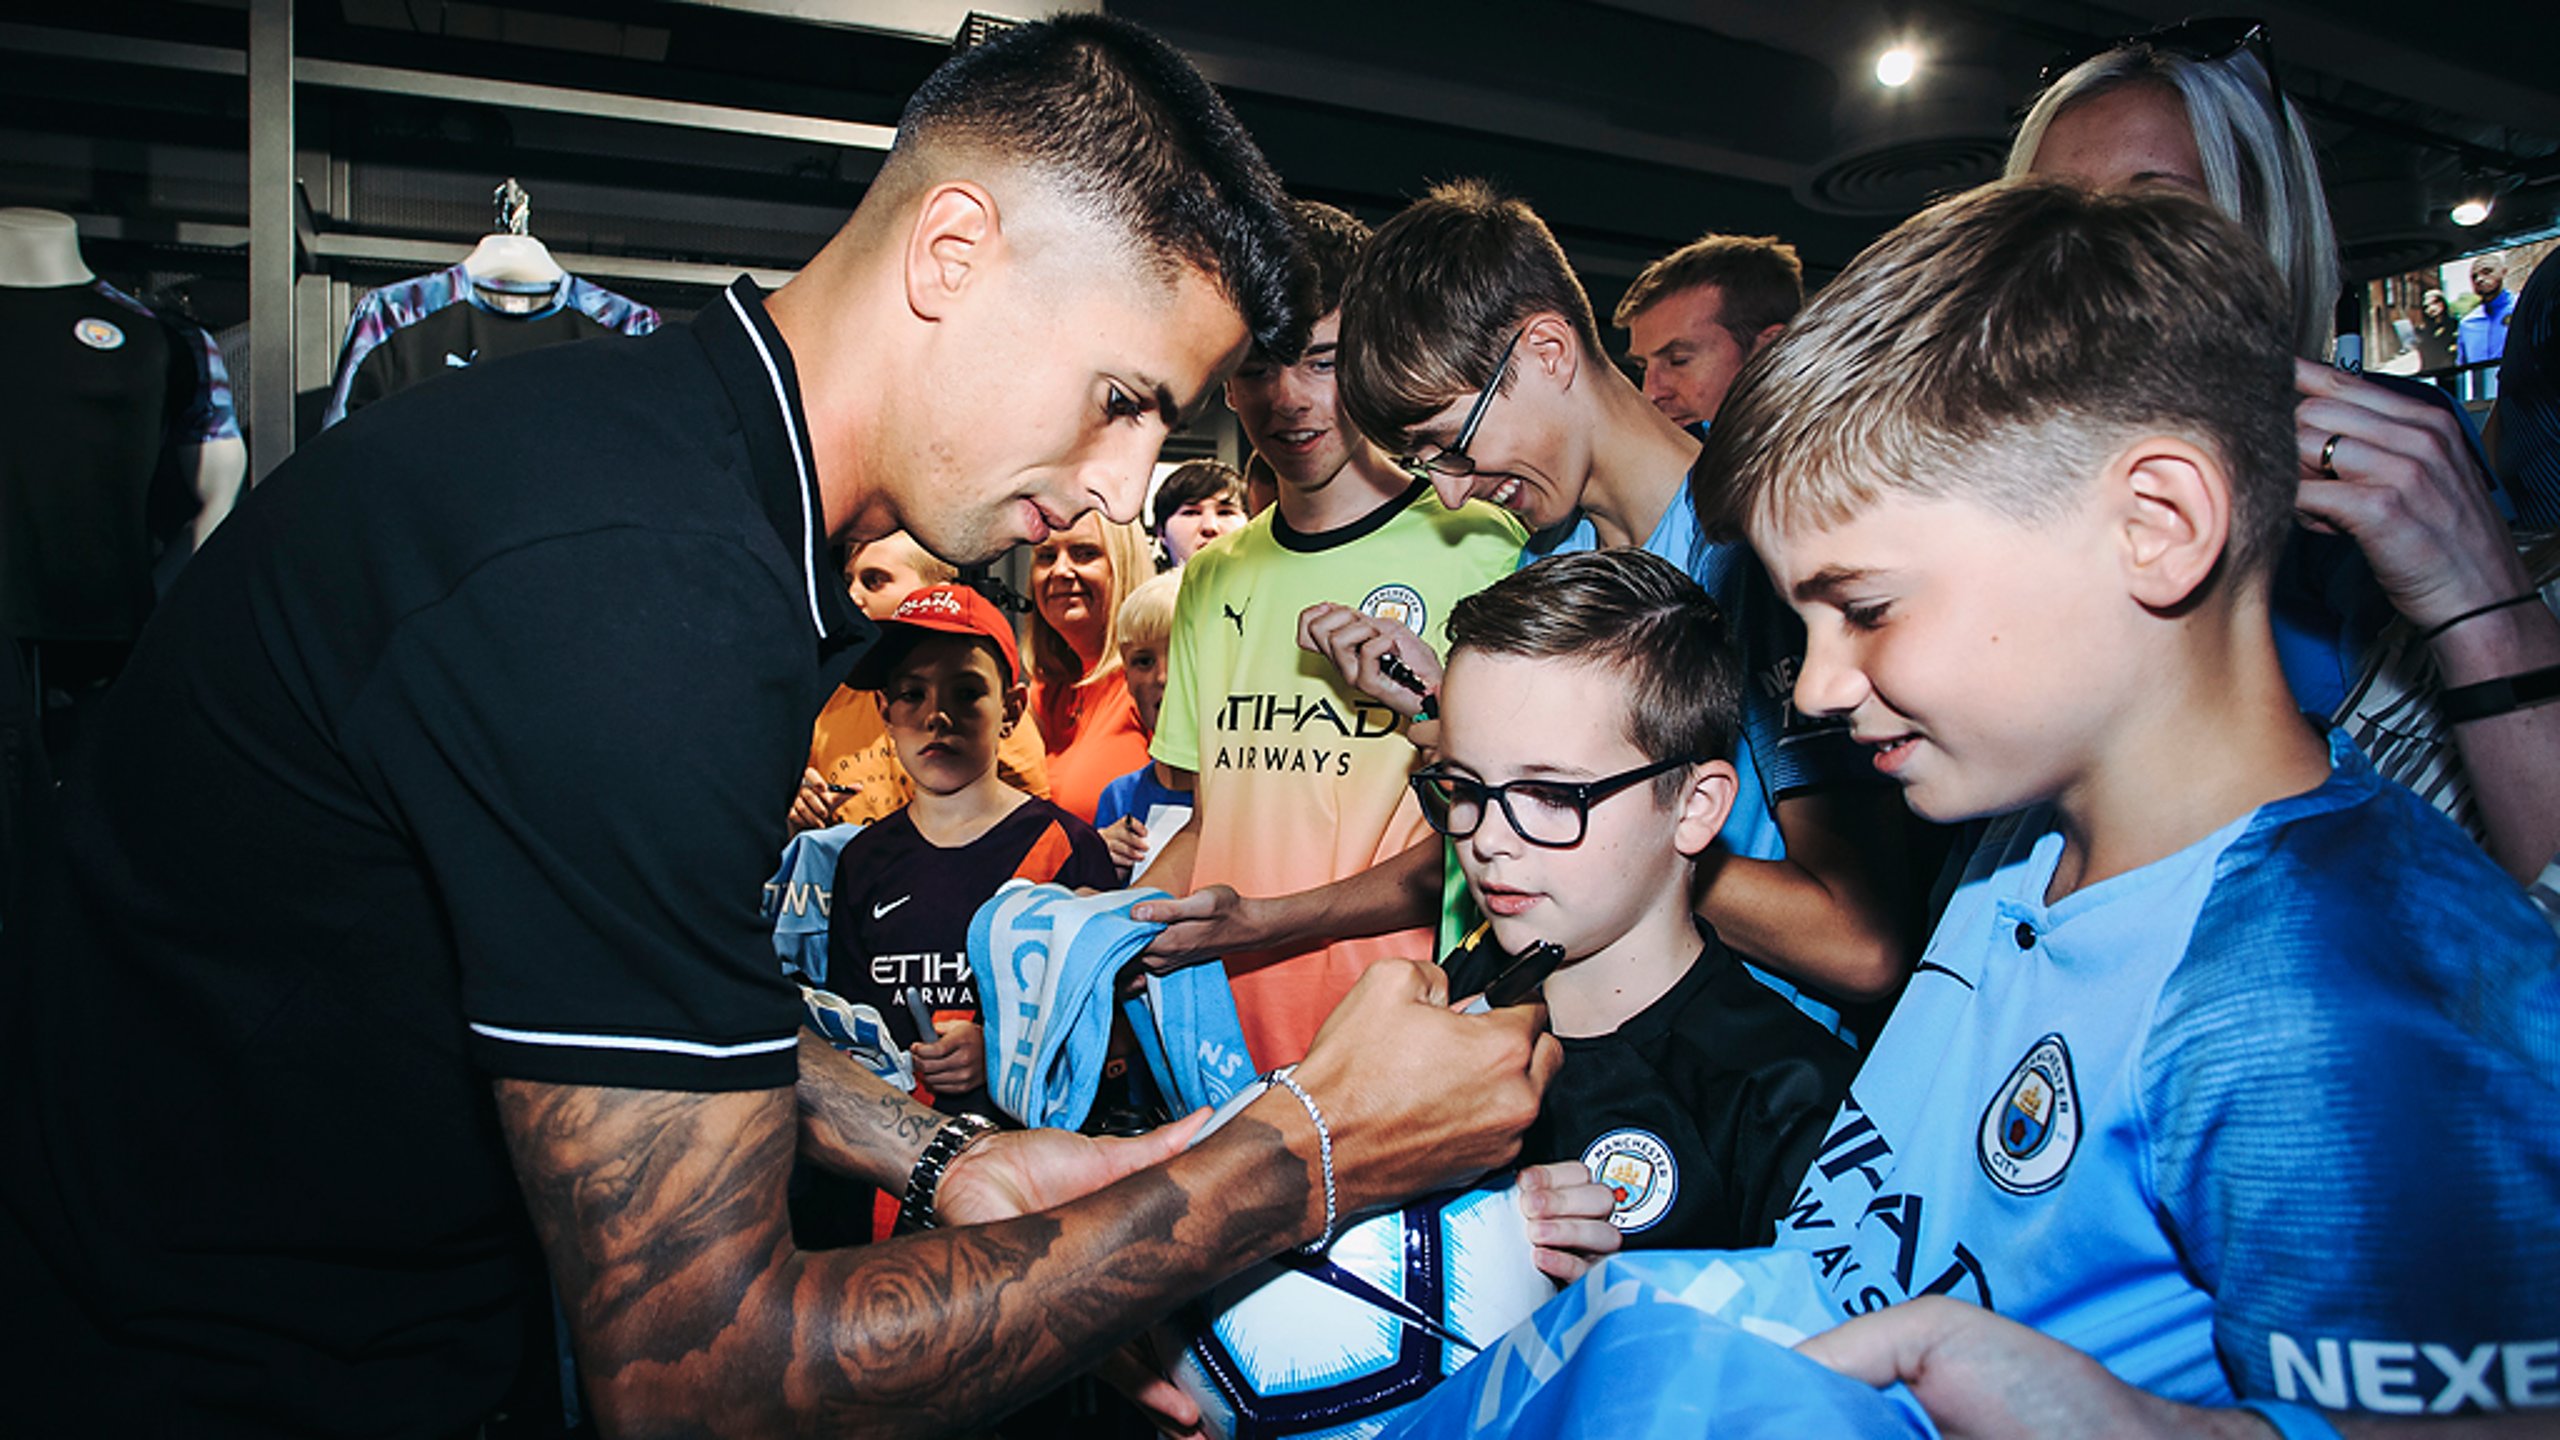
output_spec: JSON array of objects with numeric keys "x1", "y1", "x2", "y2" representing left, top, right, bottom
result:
[{"x1": 1159, "y1": 1179, "x2": 1557, "y2": 1440}]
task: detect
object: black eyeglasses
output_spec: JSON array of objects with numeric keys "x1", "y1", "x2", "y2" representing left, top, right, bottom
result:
[
  {"x1": 2036, "y1": 18, "x2": 2288, "y2": 142},
  {"x1": 1410, "y1": 755, "x2": 1703, "y2": 849},
  {"x1": 1403, "y1": 326, "x2": 1525, "y2": 481}
]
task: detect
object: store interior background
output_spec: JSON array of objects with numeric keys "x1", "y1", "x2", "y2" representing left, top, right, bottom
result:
[{"x1": 7, "y1": 0, "x2": 2556, "y2": 500}]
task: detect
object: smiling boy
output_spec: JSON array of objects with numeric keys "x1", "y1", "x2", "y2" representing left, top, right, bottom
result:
[
  {"x1": 1321, "y1": 179, "x2": 1909, "y2": 1039},
  {"x1": 1712, "y1": 179, "x2": 2559, "y2": 1423},
  {"x1": 1141, "y1": 200, "x2": 1524, "y2": 1068},
  {"x1": 1428, "y1": 549, "x2": 1855, "y2": 1249}
]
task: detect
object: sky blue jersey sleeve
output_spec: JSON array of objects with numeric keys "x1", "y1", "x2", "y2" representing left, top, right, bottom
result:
[{"x1": 2143, "y1": 779, "x2": 2560, "y2": 1415}]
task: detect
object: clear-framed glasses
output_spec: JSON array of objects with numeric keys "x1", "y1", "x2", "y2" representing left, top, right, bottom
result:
[
  {"x1": 1402, "y1": 325, "x2": 1526, "y2": 481},
  {"x1": 1409, "y1": 755, "x2": 1703, "y2": 849}
]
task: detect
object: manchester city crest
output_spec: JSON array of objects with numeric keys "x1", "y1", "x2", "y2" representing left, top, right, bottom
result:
[
  {"x1": 1580, "y1": 1127, "x2": 1677, "y2": 1233},
  {"x1": 1977, "y1": 1032, "x2": 2080, "y2": 1195},
  {"x1": 74, "y1": 317, "x2": 126, "y2": 351},
  {"x1": 1357, "y1": 583, "x2": 1428, "y2": 635}
]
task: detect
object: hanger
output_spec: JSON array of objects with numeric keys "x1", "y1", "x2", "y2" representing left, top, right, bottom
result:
[{"x1": 459, "y1": 177, "x2": 565, "y2": 289}]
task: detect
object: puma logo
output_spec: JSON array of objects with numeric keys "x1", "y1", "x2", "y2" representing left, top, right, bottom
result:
[
  {"x1": 871, "y1": 895, "x2": 911, "y2": 920},
  {"x1": 1223, "y1": 602, "x2": 1246, "y2": 636}
]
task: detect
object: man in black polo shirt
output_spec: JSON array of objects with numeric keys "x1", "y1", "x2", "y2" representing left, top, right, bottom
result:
[{"x1": 0, "y1": 18, "x2": 1569, "y2": 1437}]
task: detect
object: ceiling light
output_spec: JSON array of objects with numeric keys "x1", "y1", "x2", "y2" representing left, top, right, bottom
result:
[
  {"x1": 2450, "y1": 197, "x2": 2491, "y2": 227},
  {"x1": 1876, "y1": 47, "x2": 1917, "y2": 87}
]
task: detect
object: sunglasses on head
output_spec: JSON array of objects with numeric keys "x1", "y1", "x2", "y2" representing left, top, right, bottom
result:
[{"x1": 2035, "y1": 17, "x2": 2288, "y2": 139}]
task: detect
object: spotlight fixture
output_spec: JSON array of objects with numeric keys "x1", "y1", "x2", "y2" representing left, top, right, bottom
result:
[
  {"x1": 2450, "y1": 197, "x2": 2491, "y2": 227},
  {"x1": 1876, "y1": 46, "x2": 1918, "y2": 87}
]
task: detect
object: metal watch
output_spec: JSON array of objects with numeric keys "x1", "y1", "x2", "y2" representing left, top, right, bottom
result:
[{"x1": 898, "y1": 1112, "x2": 998, "y2": 1232}]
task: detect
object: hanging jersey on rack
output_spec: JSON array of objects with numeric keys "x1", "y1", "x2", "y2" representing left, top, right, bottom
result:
[
  {"x1": 1, "y1": 279, "x2": 240, "y2": 643},
  {"x1": 320, "y1": 264, "x2": 660, "y2": 428}
]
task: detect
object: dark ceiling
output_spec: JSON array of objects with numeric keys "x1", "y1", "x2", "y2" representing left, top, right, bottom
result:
[{"x1": 5, "y1": 0, "x2": 2557, "y2": 330}]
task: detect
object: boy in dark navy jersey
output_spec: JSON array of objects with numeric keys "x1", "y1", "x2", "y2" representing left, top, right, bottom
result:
[
  {"x1": 803, "y1": 583, "x2": 1116, "y2": 1245},
  {"x1": 1428, "y1": 548, "x2": 1853, "y2": 1250}
]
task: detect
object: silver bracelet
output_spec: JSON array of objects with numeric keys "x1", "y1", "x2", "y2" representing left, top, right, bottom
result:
[{"x1": 1266, "y1": 1065, "x2": 1336, "y2": 1254}]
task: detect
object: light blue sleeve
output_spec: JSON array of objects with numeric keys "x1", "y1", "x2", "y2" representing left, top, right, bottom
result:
[{"x1": 2143, "y1": 789, "x2": 2560, "y2": 1415}]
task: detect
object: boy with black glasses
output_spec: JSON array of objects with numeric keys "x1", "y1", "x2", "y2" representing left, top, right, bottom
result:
[
  {"x1": 1313, "y1": 178, "x2": 1912, "y2": 1044},
  {"x1": 1427, "y1": 548, "x2": 1853, "y2": 1250}
]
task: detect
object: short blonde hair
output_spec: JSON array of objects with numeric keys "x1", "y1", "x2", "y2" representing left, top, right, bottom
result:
[
  {"x1": 1116, "y1": 570, "x2": 1181, "y2": 654},
  {"x1": 1702, "y1": 179, "x2": 2297, "y2": 587}
]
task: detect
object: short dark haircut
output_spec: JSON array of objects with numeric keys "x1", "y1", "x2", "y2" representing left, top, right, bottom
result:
[
  {"x1": 890, "y1": 13, "x2": 1311, "y2": 361},
  {"x1": 1704, "y1": 179, "x2": 2297, "y2": 587},
  {"x1": 1445, "y1": 549, "x2": 1739, "y2": 801},
  {"x1": 1613, "y1": 234, "x2": 1805, "y2": 341},
  {"x1": 1150, "y1": 458, "x2": 1245, "y2": 533},
  {"x1": 1337, "y1": 179, "x2": 1607, "y2": 452},
  {"x1": 1295, "y1": 200, "x2": 1372, "y2": 324}
]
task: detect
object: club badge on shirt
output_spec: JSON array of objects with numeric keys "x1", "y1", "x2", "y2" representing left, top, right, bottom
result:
[
  {"x1": 1978, "y1": 1032, "x2": 2081, "y2": 1195},
  {"x1": 74, "y1": 317, "x2": 126, "y2": 351},
  {"x1": 1582, "y1": 1127, "x2": 1678, "y2": 1232},
  {"x1": 1358, "y1": 583, "x2": 1428, "y2": 636}
]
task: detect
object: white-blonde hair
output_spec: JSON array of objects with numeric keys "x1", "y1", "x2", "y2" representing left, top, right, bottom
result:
[
  {"x1": 2007, "y1": 43, "x2": 2340, "y2": 361},
  {"x1": 1115, "y1": 570, "x2": 1182, "y2": 653}
]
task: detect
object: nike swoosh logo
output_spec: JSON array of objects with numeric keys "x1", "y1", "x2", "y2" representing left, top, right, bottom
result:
[
  {"x1": 872, "y1": 896, "x2": 911, "y2": 920},
  {"x1": 444, "y1": 349, "x2": 477, "y2": 368}
]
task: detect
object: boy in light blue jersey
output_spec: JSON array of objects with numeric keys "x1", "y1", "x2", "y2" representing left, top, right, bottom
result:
[{"x1": 1709, "y1": 178, "x2": 2560, "y2": 1429}]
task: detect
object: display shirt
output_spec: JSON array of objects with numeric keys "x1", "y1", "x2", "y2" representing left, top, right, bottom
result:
[
  {"x1": 1153, "y1": 480, "x2": 1524, "y2": 1068},
  {"x1": 1519, "y1": 467, "x2": 1878, "y2": 1040},
  {"x1": 1774, "y1": 732, "x2": 2560, "y2": 1414},
  {"x1": 1445, "y1": 927, "x2": 1853, "y2": 1250},
  {"x1": 0, "y1": 279, "x2": 239, "y2": 642},
  {"x1": 0, "y1": 277, "x2": 867, "y2": 1434},
  {"x1": 320, "y1": 262, "x2": 661, "y2": 428}
]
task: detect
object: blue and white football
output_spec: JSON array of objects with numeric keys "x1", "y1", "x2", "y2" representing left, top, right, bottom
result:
[{"x1": 1161, "y1": 1179, "x2": 1557, "y2": 1440}]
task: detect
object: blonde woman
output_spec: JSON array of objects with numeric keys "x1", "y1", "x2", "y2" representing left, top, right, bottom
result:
[{"x1": 1026, "y1": 512, "x2": 1155, "y2": 820}]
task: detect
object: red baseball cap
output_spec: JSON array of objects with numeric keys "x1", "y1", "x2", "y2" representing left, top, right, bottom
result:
[{"x1": 845, "y1": 583, "x2": 1023, "y2": 690}]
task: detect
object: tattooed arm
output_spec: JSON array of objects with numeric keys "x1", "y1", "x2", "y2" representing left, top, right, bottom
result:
[
  {"x1": 496, "y1": 958, "x2": 1557, "y2": 1439},
  {"x1": 793, "y1": 1029, "x2": 947, "y2": 1186}
]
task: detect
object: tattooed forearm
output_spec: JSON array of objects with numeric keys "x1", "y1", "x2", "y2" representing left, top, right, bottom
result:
[
  {"x1": 496, "y1": 1080, "x2": 1318, "y2": 1440},
  {"x1": 809, "y1": 1117, "x2": 1312, "y2": 1435},
  {"x1": 794, "y1": 1030, "x2": 942, "y2": 1187}
]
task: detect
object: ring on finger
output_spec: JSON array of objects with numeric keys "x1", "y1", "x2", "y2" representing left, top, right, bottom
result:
[{"x1": 2317, "y1": 432, "x2": 2344, "y2": 479}]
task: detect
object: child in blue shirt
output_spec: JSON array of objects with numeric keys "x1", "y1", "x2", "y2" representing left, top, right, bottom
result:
[
  {"x1": 1094, "y1": 571, "x2": 1193, "y2": 881},
  {"x1": 1708, "y1": 180, "x2": 2559, "y2": 1429}
]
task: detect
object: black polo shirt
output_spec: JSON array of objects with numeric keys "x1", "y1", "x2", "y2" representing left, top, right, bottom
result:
[{"x1": 0, "y1": 279, "x2": 869, "y2": 1433}]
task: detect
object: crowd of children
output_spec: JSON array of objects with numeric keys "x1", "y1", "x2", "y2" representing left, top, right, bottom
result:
[{"x1": 775, "y1": 40, "x2": 2557, "y2": 1440}]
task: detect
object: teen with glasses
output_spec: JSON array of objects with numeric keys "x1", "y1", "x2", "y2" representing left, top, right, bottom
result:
[
  {"x1": 1423, "y1": 548, "x2": 1854, "y2": 1251},
  {"x1": 1297, "y1": 178, "x2": 1914, "y2": 1045}
]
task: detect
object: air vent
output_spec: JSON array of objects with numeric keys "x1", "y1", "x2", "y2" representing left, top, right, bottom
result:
[
  {"x1": 1798, "y1": 135, "x2": 2009, "y2": 217},
  {"x1": 955, "y1": 14, "x2": 1022, "y2": 52}
]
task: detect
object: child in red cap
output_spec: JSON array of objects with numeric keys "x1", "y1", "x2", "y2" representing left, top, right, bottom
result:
[{"x1": 798, "y1": 584, "x2": 1118, "y2": 1246}]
